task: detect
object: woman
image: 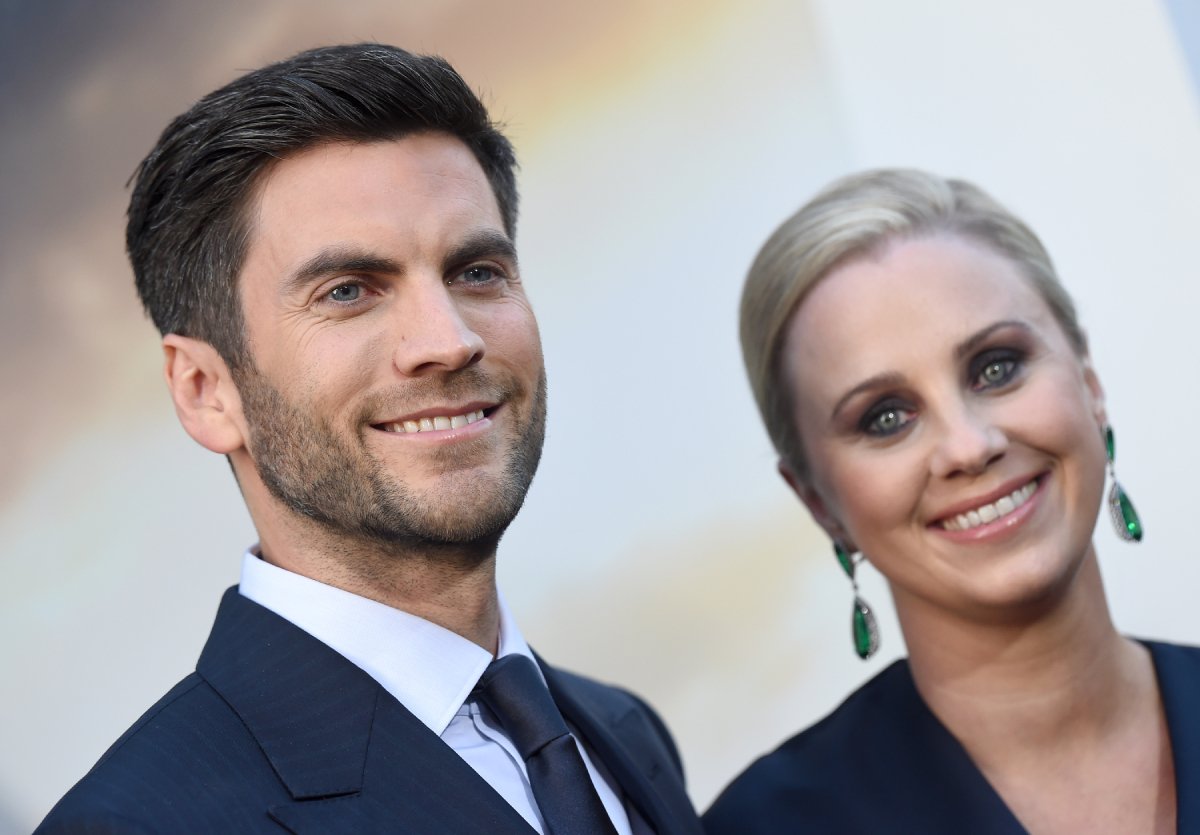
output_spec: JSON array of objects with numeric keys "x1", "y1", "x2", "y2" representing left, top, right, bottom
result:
[{"x1": 703, "y1": 170, "x2": 1198, "y2": 834}]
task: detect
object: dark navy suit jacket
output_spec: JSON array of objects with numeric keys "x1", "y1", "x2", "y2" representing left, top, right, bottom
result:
[
  {"x1": 39, "y1": 587, "x2": 703, "y2": 834},
  {"x1": 704, "y1": 641, "x2": 1200, "y2": 834}
]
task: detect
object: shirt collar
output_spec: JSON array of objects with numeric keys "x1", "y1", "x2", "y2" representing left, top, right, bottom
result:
[{"x1": 237, "y1": 551, "x2": 537, "y2": 735}]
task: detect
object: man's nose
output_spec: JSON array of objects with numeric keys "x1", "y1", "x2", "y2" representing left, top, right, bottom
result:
[
  {"x1": 929, "y1": 402, "x2": 1007, "y2": 479},
  {"x1": 391, "y1": 281, "x2": 485, "y2": 376}
]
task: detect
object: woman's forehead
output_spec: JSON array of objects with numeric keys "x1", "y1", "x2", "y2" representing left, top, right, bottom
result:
[{"x1": 781, "y1": 235, "x2": 1060, "y2": 399}]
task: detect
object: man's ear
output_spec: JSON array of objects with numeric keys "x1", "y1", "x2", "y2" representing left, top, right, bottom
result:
[
  {"x1": 777, "y1": 458, "x2": 855, "y2": 551},
  {"x1": 163, "y1": 334, "x2": 247, "y2": 455}
]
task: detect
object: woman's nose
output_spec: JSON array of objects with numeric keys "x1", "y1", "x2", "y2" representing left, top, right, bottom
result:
[{"x1": 929, "y1": 403, "x2": 1007, "y2": 479}]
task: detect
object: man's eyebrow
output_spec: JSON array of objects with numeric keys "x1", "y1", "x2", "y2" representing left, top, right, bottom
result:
[
  {"x1": 283, "y1": 247, "x2": 403, "y2": 295},
  {"x1": 442, "y1": 229, "x2": 518, "y2": 273}
]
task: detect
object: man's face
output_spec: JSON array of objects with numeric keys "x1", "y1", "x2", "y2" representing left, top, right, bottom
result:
[{"x1": 233, "y1": 134, "x2": 546, "y2": 554}]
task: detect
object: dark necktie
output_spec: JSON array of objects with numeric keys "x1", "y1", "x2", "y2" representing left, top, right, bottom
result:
[{"x1": 473, "y1": 654, "x2": 620, "y2": 835}]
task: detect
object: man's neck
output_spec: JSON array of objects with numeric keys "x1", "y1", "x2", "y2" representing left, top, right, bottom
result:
[{"x1": 255, "y1": 524, "x2": 502, "y2": 654}]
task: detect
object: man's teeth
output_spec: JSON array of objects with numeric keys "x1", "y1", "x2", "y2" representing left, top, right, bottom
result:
[
  {"x1": 941, "y1": 481, "x2": 1038, "y2": 532},
  {"x1": 382, "y1": 409, "x2": 485, "y2": 433}
]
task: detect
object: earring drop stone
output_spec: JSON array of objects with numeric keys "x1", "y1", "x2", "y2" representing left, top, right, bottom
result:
[
  {"x1": 834, "y1": 543, "x2": 855, "y2": 579},
  {"x1": 1109, "y1": 481, "x2": 1143, "y2": 542},
  {"x1": 1104, "y1": 425, "x2": 1143, "y2": 542},
  {"x1": 852, "y1": 596, "x2": 879, "y2": 660}
]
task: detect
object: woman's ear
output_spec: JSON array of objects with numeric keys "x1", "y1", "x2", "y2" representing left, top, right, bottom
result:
[
  {"x1": 162, "y1": 334, "x2": 247, "y2": 455},
  {"x1": 1072, "y1": 329, "x2": 1108, "y2": 431},
  {"x1": 1080, "y1": 353, "x2": 1108, "y2": 432},
  {"x1": 777, "y1": 458, "x2": 855, "y2": 551}
]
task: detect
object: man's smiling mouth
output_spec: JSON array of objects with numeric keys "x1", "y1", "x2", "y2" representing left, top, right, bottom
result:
[
  {"x1": 939, "y1": 479, "x2": 1039, "y2": 532},
  {"x1": 376, "y1": 408, "x2": 488, "y2": 434}
]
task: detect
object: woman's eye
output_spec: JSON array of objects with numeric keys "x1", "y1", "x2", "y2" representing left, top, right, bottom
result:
[
  {"x1": 862, "y1": 404, "x2": 913, "y2": 437},
  {"x1": 327, "y1": 283, "x2": 361, "y2": 303},
  {"x1": 973, "y1": 354, "x2": 1020, "y2": 390}
]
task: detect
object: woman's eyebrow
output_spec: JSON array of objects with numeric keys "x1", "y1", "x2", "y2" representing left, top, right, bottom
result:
[
  {"x1": 954, "y1": 319, "x2": 1032, "y2": 361},
  {"x1": 827, "y1": 321, "x2": 1035, "y2": 421},
  {"x1": 830, "y1": 371, "x2": 905, "y2": 422}
]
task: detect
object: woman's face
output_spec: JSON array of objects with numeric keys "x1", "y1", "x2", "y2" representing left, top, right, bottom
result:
[{"x1": 781, "y1": 234, "x2": 1108, "y2": 622}]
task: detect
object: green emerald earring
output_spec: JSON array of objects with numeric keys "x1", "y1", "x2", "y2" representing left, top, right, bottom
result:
[
  {"x1": 1105, "y1": 426, "x2": 1143, "y2": 542},
  {"x1": 834, "y1": 542, "x2": 879, "y2": 660}
]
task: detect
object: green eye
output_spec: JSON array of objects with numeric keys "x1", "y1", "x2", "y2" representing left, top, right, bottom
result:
[
  {"x1": 862, "y1": 403, "x2": 913, "y2": 437},
  {"x1": 875, "y1": 411, "x2": 901, "y2": 431},
  {"x1": 975, "y1": 356, "x2": 1018, "y2": 389}
]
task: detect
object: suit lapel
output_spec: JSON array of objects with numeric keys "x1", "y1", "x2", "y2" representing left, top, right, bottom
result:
[
  {"x1": 198, "y1": 588, "x2": 536, "y2": 834},
  {"x1": 268, "y1": 695, "x2": 538, "y2": 834},
  {"x1": 539, "y1": 656, "x2": 702, "y2": 835}
]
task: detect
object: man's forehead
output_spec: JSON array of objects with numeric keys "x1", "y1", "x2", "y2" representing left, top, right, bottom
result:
[
  {"x1": 239, "y1": 135, "x2": 508, "y2": 277},
  {"x1": 254, "y1": 135, "x2": 497, "y2": 210}
]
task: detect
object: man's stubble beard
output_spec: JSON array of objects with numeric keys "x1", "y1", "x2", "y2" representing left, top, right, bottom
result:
[{"x1": 234, "y1": 364, "x2": 547, "y2": 566}]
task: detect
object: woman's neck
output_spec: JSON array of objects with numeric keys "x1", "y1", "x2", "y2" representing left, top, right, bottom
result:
[
  {"x1": 895, "y1": 551, "x2": 1174, "y2": 834},
  {"x1": 900, "y1": 553, "x2": 1139, "y2": 748}
]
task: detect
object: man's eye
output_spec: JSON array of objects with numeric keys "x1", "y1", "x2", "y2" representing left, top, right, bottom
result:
[
  {"x1": 460, "y1": 266, "x2": 498, "y2": 284},
  {"x1": 328, "y1": 283, "x2": 361, "y2": 303}
]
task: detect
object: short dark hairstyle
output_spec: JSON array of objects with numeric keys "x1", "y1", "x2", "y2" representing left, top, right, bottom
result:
[{"x1": 127, "y1": 43, "x2": 519, "y2": 370}]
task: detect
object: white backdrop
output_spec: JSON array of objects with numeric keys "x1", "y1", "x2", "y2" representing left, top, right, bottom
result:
[{"x1": 2, "y1": 1, "x2": 1197, "y2": 830}]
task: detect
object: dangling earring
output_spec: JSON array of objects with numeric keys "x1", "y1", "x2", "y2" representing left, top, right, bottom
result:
[
  {"x1": 834, "y1": 542, "x2": 879, "y2": 659},
  {"x1": 1105, "y1": 425, "x2": 1143, "y2": 542}
]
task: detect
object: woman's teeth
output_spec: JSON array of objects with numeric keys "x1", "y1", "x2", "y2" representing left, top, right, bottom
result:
[{"x1": 941, "y1": 480, "x2": 1038, "y2": 532}]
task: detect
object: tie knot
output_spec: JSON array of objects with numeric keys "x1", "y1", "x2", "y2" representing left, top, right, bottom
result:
[{"x1": 473, "y1": 654, "x2": 570, "y2": 761}]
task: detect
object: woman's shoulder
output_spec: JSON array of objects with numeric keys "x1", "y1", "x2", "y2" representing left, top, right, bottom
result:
[
  {"x1": 1142, "y1": 638, "x2": 1200, "y2": 666},
  {"x1": 703, "y1": 659, "x2": 924, "y2": 832}
]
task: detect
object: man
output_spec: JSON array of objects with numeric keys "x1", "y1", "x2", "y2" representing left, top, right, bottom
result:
[{"x1": 39, "y1": 44, "x2": 701, "y2": 835}]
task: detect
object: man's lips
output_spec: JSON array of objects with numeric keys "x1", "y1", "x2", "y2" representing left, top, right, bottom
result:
[{"x1": 372, "y1": 403, "x2": 497, "y2": 434}]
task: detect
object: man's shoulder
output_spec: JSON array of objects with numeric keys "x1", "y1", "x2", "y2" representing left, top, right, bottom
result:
[
  {"x1": 543, "y1": 660, "x2": 703, "y2": 835},
  {"x1": 543, "y1": 662, "x2": 677, "y2": 754},
  {"x1": 37, "y1": 671, "x2": 287, "y2": 833},
  {"x1": 546, "y1": 663, "x2": 655, "y2": 719}
]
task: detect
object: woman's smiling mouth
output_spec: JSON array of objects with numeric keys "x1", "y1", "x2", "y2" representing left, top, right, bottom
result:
[{"x1": 937, "y1": 477, "x2": 1041, "y2": 532}]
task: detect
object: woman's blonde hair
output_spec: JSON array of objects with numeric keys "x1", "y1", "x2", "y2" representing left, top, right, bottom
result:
[{"x1": 741, "y1": 168, "x2": 1086, "y2": 477}]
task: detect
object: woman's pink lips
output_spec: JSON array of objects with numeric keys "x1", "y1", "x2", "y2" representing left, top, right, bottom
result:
[
  {"x1": 929, "y1": 474, "x2": 1046, "y2": 543},
  {"x1": 930, "y1": 472, "x2": 1046, "y2": 523}
]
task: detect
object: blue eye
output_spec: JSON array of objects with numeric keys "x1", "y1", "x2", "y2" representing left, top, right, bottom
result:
[
  {"x1": 460, "y1": 265, "x2": 498, "y2": 285},
  {"x1": 328, "y1": 283, "x2": 361, "y2": 303}
]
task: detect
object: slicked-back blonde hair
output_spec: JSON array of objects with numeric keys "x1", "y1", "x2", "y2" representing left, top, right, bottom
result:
[{"x1": 741, "y1": 168, "x2": 1087, "y2": 478}]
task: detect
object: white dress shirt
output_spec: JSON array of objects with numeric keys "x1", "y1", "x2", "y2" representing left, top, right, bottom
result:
[{"x1": 238, "y1": 552, "x2": 632, "y2": 835}]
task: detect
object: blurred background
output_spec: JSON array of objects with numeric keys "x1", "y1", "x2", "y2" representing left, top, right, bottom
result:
[{"x1": 2, "y1": 0, "x2": 1198, "y2": 829}]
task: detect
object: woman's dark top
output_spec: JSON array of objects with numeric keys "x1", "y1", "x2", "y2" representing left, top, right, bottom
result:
[{"x1": 704, "y1": 641, "x2": 1200, "y2": 834}]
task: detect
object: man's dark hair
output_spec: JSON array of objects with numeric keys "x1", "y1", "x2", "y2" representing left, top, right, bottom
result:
[{"x1": 127, "y1": 43, "x2": 518, "y2": 371}]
